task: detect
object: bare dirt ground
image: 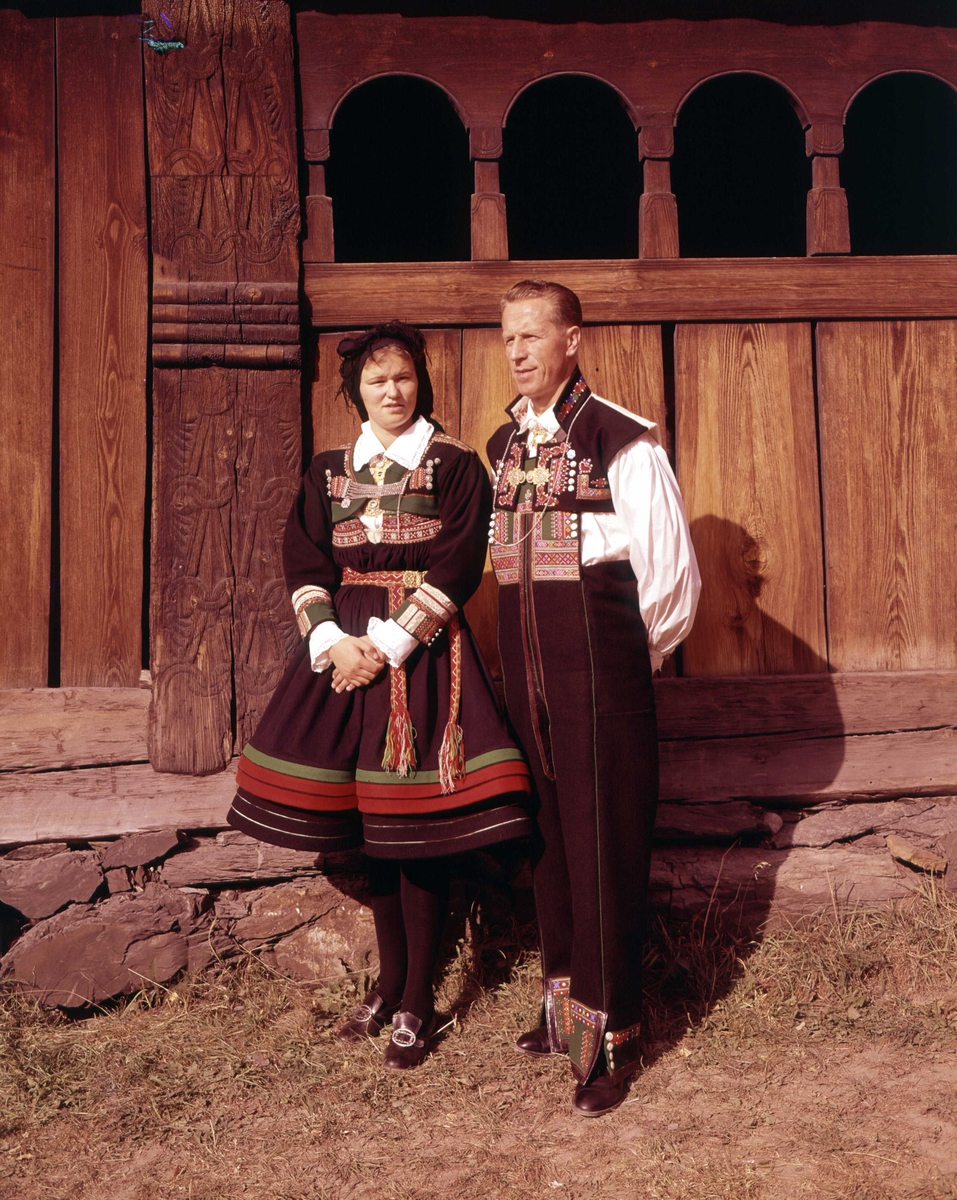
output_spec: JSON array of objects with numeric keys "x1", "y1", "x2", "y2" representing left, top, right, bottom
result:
[{"x1": 2, "y1": 884, "x2": 956, "y2": 1200}]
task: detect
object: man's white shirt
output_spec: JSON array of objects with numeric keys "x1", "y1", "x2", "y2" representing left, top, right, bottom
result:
[{"x1": 515, "y1": 393, "x2": 700, "y2": 671}]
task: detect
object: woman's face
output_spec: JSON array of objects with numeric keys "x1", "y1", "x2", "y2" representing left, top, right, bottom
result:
[{"x1": 358, "y1": 347, "x2": 419, "y2": 444}]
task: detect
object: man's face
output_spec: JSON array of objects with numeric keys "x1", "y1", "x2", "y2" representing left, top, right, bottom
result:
[{"x1": 501, "y1": 298, "x2": 581, "y2": 411}]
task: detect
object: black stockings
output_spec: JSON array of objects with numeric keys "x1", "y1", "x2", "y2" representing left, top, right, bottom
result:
[{"x1": 367, "y1": 858, "x2": 450, "y2": 1020}]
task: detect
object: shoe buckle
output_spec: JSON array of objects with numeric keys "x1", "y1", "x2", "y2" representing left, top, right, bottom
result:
[
  {"x1": 391, "y1": 1028, "x2": 419, "y2": 1048},
  {"x1": 351, "y1": 1004, "x2": 374, "y2": 1022}
]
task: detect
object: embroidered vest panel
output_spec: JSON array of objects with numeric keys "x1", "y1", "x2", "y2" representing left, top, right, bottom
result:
[
  {"x1": 487, "y1": 393, "x2": 647, "y2": 586},
  {"x1": 321, "y1": 444, "x2": 442, "y2": 543}
]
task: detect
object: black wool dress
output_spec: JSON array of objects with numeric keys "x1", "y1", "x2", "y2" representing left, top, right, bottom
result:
[{"x1": 227, "y1": 424, "x2": 532, "y2": 860}]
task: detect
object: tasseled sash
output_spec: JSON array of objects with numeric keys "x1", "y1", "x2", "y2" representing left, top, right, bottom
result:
[{"x1": 340, "y1": 568, "x2": 464, "y2": 794}]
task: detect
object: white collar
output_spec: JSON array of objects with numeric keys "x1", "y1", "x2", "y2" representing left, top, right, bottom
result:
[
  {"x1": 514, "y1": 397, "x2": 561, "y2": 437},
  {"x1": 352, "y1": 416, "x2": 434, "y2": 472}
]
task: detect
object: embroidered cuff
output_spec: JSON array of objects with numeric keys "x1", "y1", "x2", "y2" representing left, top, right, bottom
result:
[
  {"x1": 291, "y1": 584, "x2": 336, "y2": 637},
  {"x1": 568, "y1": 999, "x2": 608, "y2": 1085},
  {"x1": 308, "y1": 621, "x2": 348, "y2": 673},
  {"x1": 366, "y1": 617, "x2": 420, "y2": 668},
  {"x1": 390, "y1": 583, "x2": 457, "y2": 647},
  {"x1": 604, "y1": 1023, "x2": 642, "y2": 1082}
]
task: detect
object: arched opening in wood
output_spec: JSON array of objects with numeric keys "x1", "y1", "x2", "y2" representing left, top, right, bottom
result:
[
  {"x1": 672, "y1": 73, "x2": 809, "y2": 258},
  {"x1": 327, "y1": 74, "x2": 471, "y2": 262},
  {"x1": 843, "y1": 72, "x2": 957, "y2": 256},
  {"x1": 501, "y1": 74, "x2": 639, "y2": 260}
]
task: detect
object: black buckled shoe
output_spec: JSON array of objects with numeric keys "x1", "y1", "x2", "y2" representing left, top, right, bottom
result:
[
  {"x1": 514, "y1": 1025, "x2": 557, "y2": 1057},
  {"x1": 336, "y1": 991, "x2": 399, "y2": 1043},
  {"x1": 571, "y1": 1070, "x2": 633, "y2": 1118},
  {"x1": 383, "y1": 1011, "x2": 438, "y2": 1070}
]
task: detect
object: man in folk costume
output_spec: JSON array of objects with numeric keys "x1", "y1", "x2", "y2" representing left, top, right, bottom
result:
[{"x1": 487, "y1": 280, "x2": 700, "y2": 1116}]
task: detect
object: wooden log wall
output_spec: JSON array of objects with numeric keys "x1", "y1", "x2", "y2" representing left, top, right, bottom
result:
[
  {"x1": 0, "y1": 10, "x2": 147, "y2": 692},
  {"x1": 3, "y1": 8, "x2": 957, "y2": 923}
]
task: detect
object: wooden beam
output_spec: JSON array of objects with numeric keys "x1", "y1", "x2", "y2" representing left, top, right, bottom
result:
[
  {"x1": 0, "y1": 687, "x2": 148, "y2": 771},
  {"x1": 0, "y1": 762, "x2": 237, "y2": 846},
  {"x1": 0, "y1": 13, "x2": 55, "y2": 687},
  {"x1": 304, "y1": 258, "x2": 957, "y2": 326},
  {"x1": 297, "y1": 14, "x2": 957, "y2": 139},
  {"x1": 660, "y1": 727, "x2": 957, "y2": 803},
  {"x1": 2, "y1": 672, "x2": 951, "y2": 776},
  {"x1": 654, "y1": 670, "x2": 957, "y2": 740},
  {"x1": 5, "y1": 720, "x2": 957, "y2": 845}
]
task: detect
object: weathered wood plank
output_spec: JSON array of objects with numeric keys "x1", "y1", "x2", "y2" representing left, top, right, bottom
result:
[
  {"x1": 579, "y1": 324, "x2": 668, "y2": 448},
  {"x1": 0, "y1": 763, "x2": 237, "y2": 846},
  {"x1": 654, "y1": 670, "x2": 957, "y2": 740},
  {"x1": 817, "y1": 321, "x2": 957, "y2": 672},
  {"x1": 460, "y1": 327, "x2": 516, "y2": 678},
  {"x1": 149, "y1": 368, "x2": 237, "y2": 774},
  {"x1": 676, "y1": 323, "x2": 826, "y2": 675},
  {"x1": 304, "y1": 258, "x2": 957, "y2": 326},
  {"x1": 660, "y1": 727, "x2": 957, "y2": 803},
  {"x1": 232, "y1": 370, "x2": 301, "y2": 752},
  {"x1": 0, "y1": 13, "x2": 55, "y2": 687},
  {"x1": 57, "y1": 16, "x2": 148, "y2": 688},
  {"x1": 0, "y1": 688, "x2": 149, "y2": 772}
]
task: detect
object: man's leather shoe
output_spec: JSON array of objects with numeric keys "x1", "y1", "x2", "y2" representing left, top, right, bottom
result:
[
  {"x1": 571, "y1": 1070, "x2": 633, "y2": 1117},
  {"x1": 383, "y1": 1011, "x2": 437, "y2": 1070},
  {"x1": 336, "y1": 991, "x2": 398, "y2": 1043},
  {"x1": 514, "y1": 1025, "x2": 557, "y2": 1057}
]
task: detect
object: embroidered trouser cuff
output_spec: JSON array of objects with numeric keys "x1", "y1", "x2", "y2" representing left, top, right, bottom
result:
[
  {"x1": 543, "y1": 975, "x2": 572, "y2": 1053},
  {"x1": 567, "y1": 999, "x2": 642, "y2": 1084}
]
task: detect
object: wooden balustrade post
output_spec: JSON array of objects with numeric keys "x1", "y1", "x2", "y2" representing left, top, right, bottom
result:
[
  {"x1": 639, "y1": 125, "x2": 679, "y2": 259},
  {"x1": 143, "y1": 0, "x2": 303, "y2": 773},
  {"x1": 470, "y1": 127, "x2": 508, "y2": 261},
  {"x1": 303, "y1": 128, "x2": 334, "y2": 262},
  {"x1": 806, "y1": 122, "x2": 850, "y2": 256}
]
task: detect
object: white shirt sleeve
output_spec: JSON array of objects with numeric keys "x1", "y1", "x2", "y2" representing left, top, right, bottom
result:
[
  {"x1": 606, "y1": 434, "x2": 701, "y2": 671},
  {"x1": 366, "y1": 616, "x2": 420, "y2": 668},
  {"x1": 308, "y1": 621, "x2": 349, "y2": 673}
]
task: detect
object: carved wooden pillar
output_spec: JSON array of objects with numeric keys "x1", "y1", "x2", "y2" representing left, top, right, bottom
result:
[
  {"x1": 639, "y1": 124, "x2": 679, "y2": 259},
  {"x1": 143, "y1": 0, "x2": 302, "y2": 773},
  {"x1": 470, "y1": 127, "x2": 508, "y2": 261},
  {"x1": 806, "y1": 122, "x2": 851, "y2": 256},
  {"x1": 303, "y1": 128, "x2": 334, "y2": 262}
]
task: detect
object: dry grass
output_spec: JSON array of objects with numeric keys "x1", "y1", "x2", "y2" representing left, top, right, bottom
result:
[{"x1": 1, "y1": 882, "x2": 957, "y2": 1200}]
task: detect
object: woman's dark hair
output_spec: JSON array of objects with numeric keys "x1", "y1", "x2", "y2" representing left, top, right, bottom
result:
[{"x1": 336, "y1": 321, "x2": 434, "y2": 423}]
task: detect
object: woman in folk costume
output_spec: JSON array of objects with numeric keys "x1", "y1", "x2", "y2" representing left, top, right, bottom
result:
[{"x1": 227, "y1": 322, "x2": 531, "y2": 1068}]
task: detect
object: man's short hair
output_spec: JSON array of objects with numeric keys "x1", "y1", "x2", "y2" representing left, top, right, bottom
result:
[{"x1": 501, "y1": 279, "x2": 583, "y2": 329}]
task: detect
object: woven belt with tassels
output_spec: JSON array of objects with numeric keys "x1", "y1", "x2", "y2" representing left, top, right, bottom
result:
[{"x1": 340, "y1": 568, "x2": 465, "y2": 795}]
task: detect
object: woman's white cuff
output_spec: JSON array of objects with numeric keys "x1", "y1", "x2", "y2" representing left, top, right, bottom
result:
[
  {"x1": 367, "y1": 616, "x2": 419, "y2": 668},
  {"x1": 309, "y1": 622, "x2": 349, "y2": 673}
]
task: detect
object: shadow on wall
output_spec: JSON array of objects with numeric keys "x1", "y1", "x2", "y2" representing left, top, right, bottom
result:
[{"x1": 641, "y1": 515, "x2": 847, "y2": 1061}]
